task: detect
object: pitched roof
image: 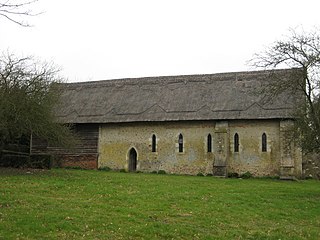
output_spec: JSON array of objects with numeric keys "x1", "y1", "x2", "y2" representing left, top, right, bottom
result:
[{"x1": 56, "y1": 69, "x2": 302, "y2": 124}]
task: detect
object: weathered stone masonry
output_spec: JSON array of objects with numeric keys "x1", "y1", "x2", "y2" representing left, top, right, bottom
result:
[
  {"x1": 32, "y1": 69, "x2": 304, "y2": 178},
  {"x1": 98, "y1": 119, "x2": 302, "y2": 177}
]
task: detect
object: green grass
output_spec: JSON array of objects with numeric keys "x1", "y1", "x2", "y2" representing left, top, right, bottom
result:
[{"x1": 0, "y1": 168, "x2": 319, "y2": 240}]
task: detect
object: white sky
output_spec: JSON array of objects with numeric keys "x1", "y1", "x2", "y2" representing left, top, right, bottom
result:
[{"x1": 1, "y1": 0, "x2": 320, "y2": 82}]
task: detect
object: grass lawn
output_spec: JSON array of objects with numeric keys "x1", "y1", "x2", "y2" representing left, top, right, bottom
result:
[{"x1": 0, "y1": 168, "x2": 319, "y2": 239}]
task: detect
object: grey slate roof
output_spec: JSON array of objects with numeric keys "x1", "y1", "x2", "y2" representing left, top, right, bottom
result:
[{"x1": 56, "y1": 69, "x2": 302, "y2": 124}]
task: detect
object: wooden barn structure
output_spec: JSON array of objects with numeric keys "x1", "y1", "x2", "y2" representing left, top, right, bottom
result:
[{"x1": 32, "y1": 69, "x2": 304, "y2": 178}]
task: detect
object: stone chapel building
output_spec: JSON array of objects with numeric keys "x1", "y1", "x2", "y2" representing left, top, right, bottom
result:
[{"x1": 32, "y1": 69, "x2": 303, "y2": 178}]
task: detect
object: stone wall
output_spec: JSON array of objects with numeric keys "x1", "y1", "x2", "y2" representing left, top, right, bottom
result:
[
  {"x1": 303, "y1": 153, "x2": 320, "y2": 179},
  {"x1": 98, "y1": 120, "x2": 302, "y2": 177},
  {"x1": 228, "y1": 120, "x2": 281, "y2": 176},
  {"x1": 98, "y1": 121, "x2": 215, "y2": 175},
  {"x1": 279, "y1": 120, "x2": 302, "y2": 178}
]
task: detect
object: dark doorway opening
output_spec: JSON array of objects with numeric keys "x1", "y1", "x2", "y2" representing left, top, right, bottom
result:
[{"x1": 129, "y1": 148, "x2": 137, "y2": 172}]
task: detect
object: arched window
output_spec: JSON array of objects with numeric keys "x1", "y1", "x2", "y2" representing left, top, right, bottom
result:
[
  {"x1": 152, "y1": 134, "x2": 156, "y2": 152},
  {"x1": 262, "y1": 133, "x2": 267, "y2": 152},
  {"x1": 234, "y1": 133, "x2": 239, "y2": 152},
  {"x1": 178, "y1": 133, "x2": 183, "y2": 152},
  {"x1": 207, "y1": 134, "x2": 212, "y2": 153}
]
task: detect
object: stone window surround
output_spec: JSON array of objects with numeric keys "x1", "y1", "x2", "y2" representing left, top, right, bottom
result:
[
  {"x1": 207, "y1": 134, "x2": 212, "y2": 153},
  {"x1": 178, "y1": 133, "x2": 184, "y2": 153},
  {"x1": 151, "y1": 134, "x2": 157, "y2": 152},
  {"x1": 148, "y1": 131, "x2": 271, "y2": 154},
  {"x1": 262, "y1": 133, "x2": 267, "y2": 152},
  {"x1": 234, "y1": 133, "x2": 239, "y2": 152}
]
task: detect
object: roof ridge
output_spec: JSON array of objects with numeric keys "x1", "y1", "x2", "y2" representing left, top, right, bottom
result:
[{"x1": 64, "y1": 68, "x2": 299, "y2": 87}]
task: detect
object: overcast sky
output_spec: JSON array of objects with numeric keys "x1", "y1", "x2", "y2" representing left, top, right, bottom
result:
[{"x1": 1, "y1": 0, "x2": 320, "y2": 82}]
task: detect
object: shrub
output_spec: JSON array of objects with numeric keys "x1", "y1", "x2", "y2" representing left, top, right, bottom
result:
[
  {"x1": 206, "y1": 173, "x2": 213, "y2": 177},
  {"x1": 305, "y1": 175, "x2": 313, "y2": 180},
  {"x1": 158, "y1": 170, "x2": 166, "y2": 174},
  {"x1": 98, "y1": 166, "x2": 112, "y2": 171},
  {"x1": 258, "y1": 175, "x2": 280, "y2": 180},
  {"x1": 119, "y1": 169, "x2": 126, "y2": 173},
  {"x1": 0, "y1": 154, "x2": 29, "y2": 168},
  {"x1": 151, "y1": 170, "x2": 158, "y2": 174},
  {"x1": 240, "y1": 171, "x2": 253, "y2": 179},
  {"x1": 228, "y1": 172, "x2": 239, "y2": 178},
  {"x1": 0, "y1": 153, "x2": 52, "y2": 169},
  {"x1": 197, "y1": 172, "x2": 204, "y2": 176},
  {"x1": 65, "y1": 166, "x2": 83, "y2": 170},
  {"x1": 29, "y1": 154, "x2": 52, "y2": 169}
]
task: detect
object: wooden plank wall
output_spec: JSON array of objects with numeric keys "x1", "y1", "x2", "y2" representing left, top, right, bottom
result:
[{"x1": 31, "y1": 123, "x2": 99, "y2": 155}]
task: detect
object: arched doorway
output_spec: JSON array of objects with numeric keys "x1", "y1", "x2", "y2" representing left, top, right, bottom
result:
[{"x1": 128, "y1": 148, "x2": 137, "y2": 172}]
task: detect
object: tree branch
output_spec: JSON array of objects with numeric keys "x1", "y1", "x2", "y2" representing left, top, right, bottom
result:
[
  {"x1": 0, "y1": 0, "x2": 40, "y2": 27},
  {"x1": 249, "y1": 27, "x2": 320, "y2": 153}
]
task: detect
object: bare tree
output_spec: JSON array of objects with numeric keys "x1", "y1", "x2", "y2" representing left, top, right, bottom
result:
[
  {"x1": 250, "y1": 27, "x2": 320, "y2": 153},
  {"x1": 0, "y1": 52, "x2": 75, "y2": 152},
  {"x1": 0, "y1": 0, "x2": 39, "y2": 26}
]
